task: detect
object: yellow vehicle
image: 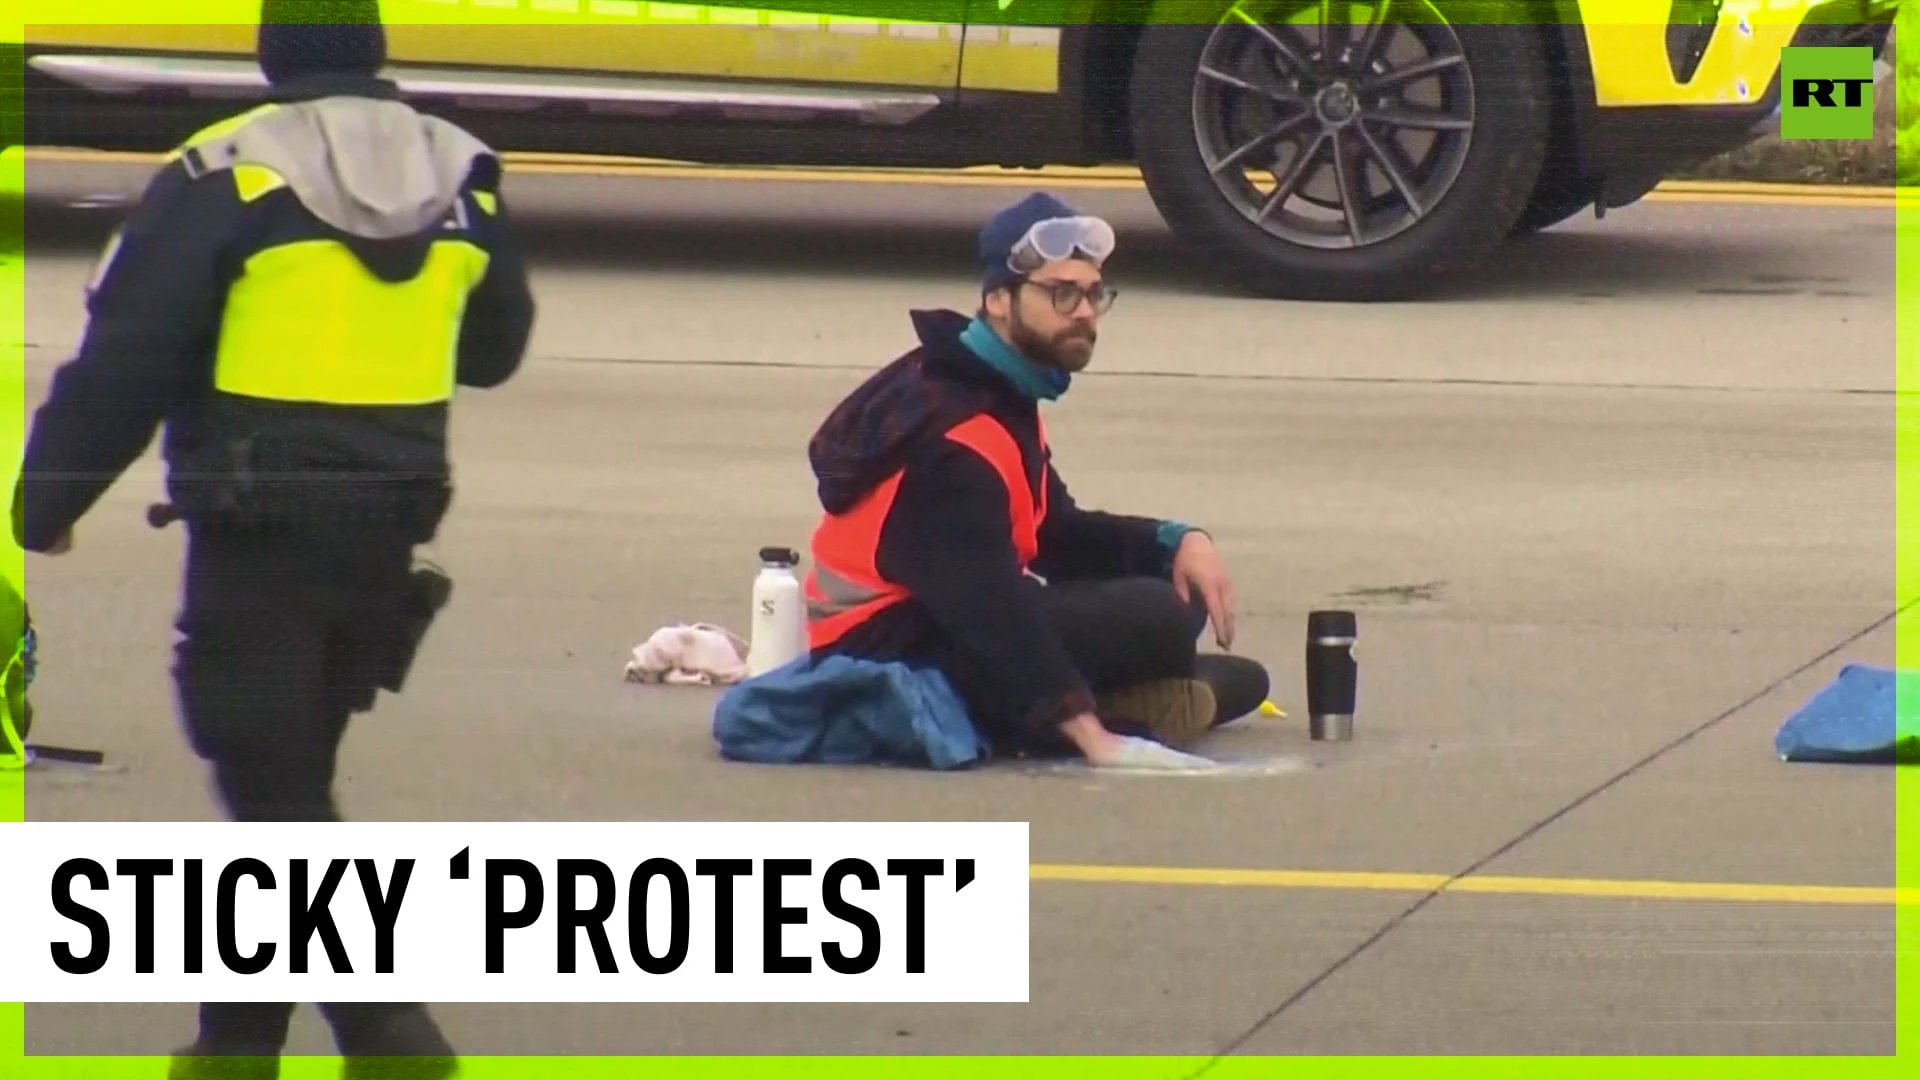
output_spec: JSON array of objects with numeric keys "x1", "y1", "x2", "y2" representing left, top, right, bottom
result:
[{"x1": 17, "y1": 0, "x2": 1895, "y2": 300}]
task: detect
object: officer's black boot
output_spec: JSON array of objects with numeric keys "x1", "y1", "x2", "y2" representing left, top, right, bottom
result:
[
  {"x1": 325, "y1": 1003, "x2": 459, "y2": 1080},
  {"x1": 166, "y1": 1047, "x2": 281, "y2": 1080}
]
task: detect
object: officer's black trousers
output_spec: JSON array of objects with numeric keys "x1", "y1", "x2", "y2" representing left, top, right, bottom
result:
[{"x1": 171, "y1": 525, "x2": 453, "y2": 1059}]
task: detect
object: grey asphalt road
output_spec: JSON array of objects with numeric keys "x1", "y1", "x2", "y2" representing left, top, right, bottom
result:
[{"x1": 12, "y1": 159, "x2": 1905, "y2": 1061}]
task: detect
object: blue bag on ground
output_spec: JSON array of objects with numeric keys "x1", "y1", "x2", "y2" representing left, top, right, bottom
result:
[
  {"x1": 712, "y1": 653, "x2": 988, "y2": 770},
  {"x1": 1773, "y1": 664, "x2": 1919, "y2": 765}
]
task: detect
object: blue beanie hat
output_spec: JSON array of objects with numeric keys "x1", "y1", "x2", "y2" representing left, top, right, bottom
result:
[
  {"x1": 257, "y1": 0, "x2": 387, "y2": 85},
  {"x1": 978, "y1": 191, "x2": 1082, "y2": 294}
]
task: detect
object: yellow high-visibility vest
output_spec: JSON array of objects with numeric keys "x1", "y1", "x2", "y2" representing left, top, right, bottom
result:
[{"x1": 178, "y1": 105, "x2": 492, "y2": 409}]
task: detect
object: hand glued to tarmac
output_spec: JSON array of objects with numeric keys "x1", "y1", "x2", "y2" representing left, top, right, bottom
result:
[{"x1": 452, "y1": 847, "x2": 978, "y2": 977}]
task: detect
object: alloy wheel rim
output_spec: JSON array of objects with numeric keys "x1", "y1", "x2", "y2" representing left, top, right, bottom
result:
[{"x1": 1190, "y1": 0, "x2": 1477, "y2": 251}]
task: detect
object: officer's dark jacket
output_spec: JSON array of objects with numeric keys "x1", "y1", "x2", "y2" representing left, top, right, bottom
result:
[{"x1": 13, "y1": 74, "x2": 536, "y2": 552}]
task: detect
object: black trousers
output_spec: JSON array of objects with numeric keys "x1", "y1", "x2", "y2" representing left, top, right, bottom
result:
[
  {"x1": 950, "y1": 575, "x2": 1271, "y2": 755},
  {"x1": 171, "y1": 526, "x2": 453, "y2": 1058}
]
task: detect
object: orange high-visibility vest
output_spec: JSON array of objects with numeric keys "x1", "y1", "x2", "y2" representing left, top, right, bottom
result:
[{"x1": 805, "y1": 412, "x2": 1049, "y2": 650}]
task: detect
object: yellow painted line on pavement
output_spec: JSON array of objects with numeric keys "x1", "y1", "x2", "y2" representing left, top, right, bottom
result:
[
  {"x1": 1642, "y1": 188, "x2": 1896, "y2": 209},
  {"x1": 19, "y1": 147, "x2": 1911, "y2": 208},
  {"x1": 1029, "y1": 862, "x2": 1915, "y2": 907},
  {"x1": 1654, "y1": 179, "x2": 1901, "y2": 198}
]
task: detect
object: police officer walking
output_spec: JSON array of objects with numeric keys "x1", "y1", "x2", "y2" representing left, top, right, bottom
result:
[{"x1": 13, "y1": 1, "x2": 535, "y2": 1075}]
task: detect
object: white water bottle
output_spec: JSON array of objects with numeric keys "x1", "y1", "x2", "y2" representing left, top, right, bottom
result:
[{"x1": 745, "y1": 546, "x2": 807, "y2": 678}]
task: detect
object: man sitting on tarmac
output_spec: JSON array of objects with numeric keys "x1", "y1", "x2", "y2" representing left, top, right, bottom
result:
[{"x1": 801, "y1": 191, "x2": 1270, "y2": 769}]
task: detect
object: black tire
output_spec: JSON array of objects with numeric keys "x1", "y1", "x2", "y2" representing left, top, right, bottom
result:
[{"x1": 1130, "y1": 0, "x2": 1554, "y2": 301}]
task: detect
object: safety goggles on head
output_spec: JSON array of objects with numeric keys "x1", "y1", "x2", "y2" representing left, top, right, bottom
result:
[{"x1": 1006, "y1": 215, "x2": 1117, "y2": 275}]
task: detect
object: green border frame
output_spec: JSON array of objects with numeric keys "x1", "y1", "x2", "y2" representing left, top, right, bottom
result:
[
  {"x1": 3, "y1": 0, "x2": 1914, "y2": 1076},
  {"x1": 4, "y1": 7, "x2": 29, "y2": 1069},
  {"x1": 1895, "y1": 0, "x2": 1919, "y2": 1064}
]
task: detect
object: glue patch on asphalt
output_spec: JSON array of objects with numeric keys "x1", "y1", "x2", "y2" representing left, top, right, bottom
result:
[{"x1": 1011, "y1": 752, "x2": 1315, "y2": 779}]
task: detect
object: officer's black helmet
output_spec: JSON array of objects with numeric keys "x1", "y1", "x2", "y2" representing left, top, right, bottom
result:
[{"x1": 256, "y1": 0, "x2": 388, "y2": 86}]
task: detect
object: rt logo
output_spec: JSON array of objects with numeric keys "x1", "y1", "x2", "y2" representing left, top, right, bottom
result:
[{"x1": 1778, "y1": 46, "x2": 1876, "y2": 140}]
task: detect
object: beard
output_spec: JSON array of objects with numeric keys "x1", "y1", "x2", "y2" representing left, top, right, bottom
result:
[{"x1": 1009, "y1": 309, "x2": 1098, "y2": 373}]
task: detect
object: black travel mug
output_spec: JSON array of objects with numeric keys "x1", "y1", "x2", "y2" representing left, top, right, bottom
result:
[{"x1": 1306, "y1": 610, "x2": 1358, "y2": 741}]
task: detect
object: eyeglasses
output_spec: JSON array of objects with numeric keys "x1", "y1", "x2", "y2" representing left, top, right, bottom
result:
[{"x1": 1020, "y1": 278, "x2": 1117, "y2": 316}]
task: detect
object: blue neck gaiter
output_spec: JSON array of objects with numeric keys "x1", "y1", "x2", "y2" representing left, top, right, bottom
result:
[{"x1": 959, "y1": 316, "x2": 1071, "y2": 402}]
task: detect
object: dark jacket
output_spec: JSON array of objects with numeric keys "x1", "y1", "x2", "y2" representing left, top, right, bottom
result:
[
  {"x1": 808, "y1": 308, "x2": 1181, "y2": 743},
  {"x1": 13, "y1": 74, "x2": 535, "y2": 553}
]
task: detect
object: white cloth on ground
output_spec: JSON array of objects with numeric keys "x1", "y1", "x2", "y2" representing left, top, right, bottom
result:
[{"x1": 623, "y1": 623, "x2": 750, "y2": 686}]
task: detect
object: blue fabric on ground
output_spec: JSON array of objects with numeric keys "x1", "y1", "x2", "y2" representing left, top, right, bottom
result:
[
  {"x1": 1773, "y1": 664, "x2": 1919, "y2": 765},
  {"x1": 712, "y1": 653, "x2": 988, "y2": 770}
]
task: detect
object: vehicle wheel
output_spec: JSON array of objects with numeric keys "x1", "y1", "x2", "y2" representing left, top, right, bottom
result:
[{"x1": 1130, "y1": 0, "x2": 1553, "y2": 301}]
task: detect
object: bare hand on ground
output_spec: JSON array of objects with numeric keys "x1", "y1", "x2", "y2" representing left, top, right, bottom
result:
[
  {"x1": 1092, "y1": 735, "x2": 1220, "y2": 771},
  {"x1": 1059, "y1": 711, "x2": 1219, "y2": 771}
]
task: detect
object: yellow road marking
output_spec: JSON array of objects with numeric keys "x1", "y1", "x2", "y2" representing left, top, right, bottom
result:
[
  {"x1": 1028, "y1": 863, "x2": 1914, "y2": 907},
  {"x1": 1642, "y1": 190, "x2": 1894, "y2": 208},
  {"x1": 19, "y1": 148, "x2": 1911, "y2": 208},
  {"x1": 1654, "y1": 179, "x2": 1901, "y2": 198}
]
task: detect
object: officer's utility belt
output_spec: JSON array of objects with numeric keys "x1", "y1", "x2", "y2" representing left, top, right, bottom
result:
[
  {"x1": 164, "y1": 473, "x2": 452, "y2": 544},
  {"x1": 170, "y1": 427, "x2": 455, "y2": 541}
]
